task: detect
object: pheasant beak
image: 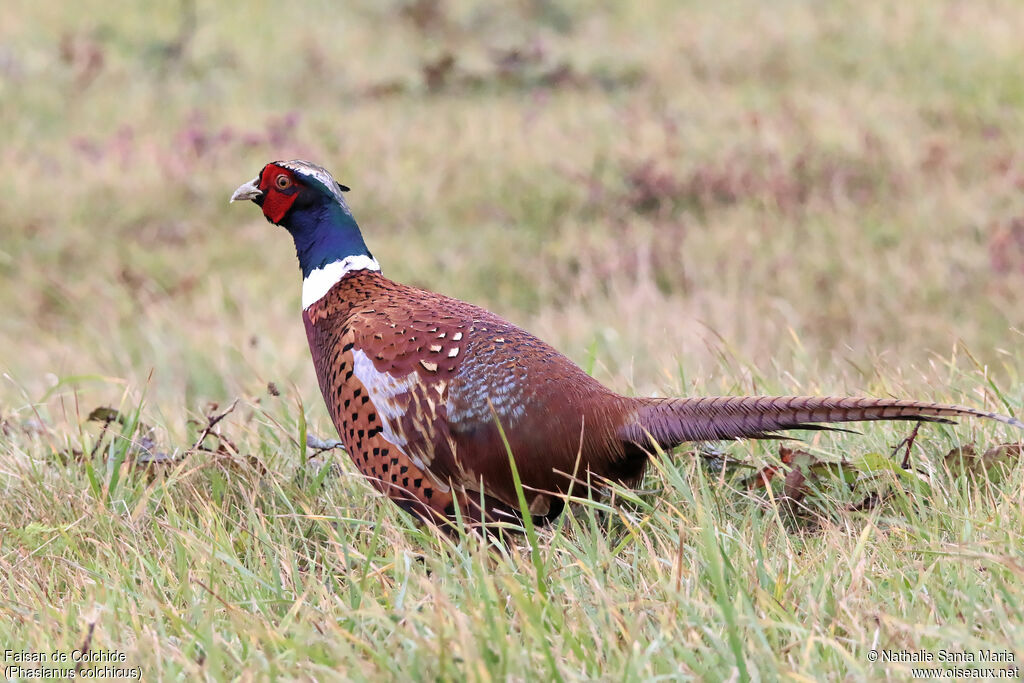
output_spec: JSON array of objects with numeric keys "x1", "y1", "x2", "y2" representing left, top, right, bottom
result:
[{"x1": 230, "y1": 177, "x2": 264, "y2": 204}]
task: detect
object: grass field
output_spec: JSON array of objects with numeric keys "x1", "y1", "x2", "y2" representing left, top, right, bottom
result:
[{"x1": 2, "y1": 0, "x2": 1024, "y2": 679}]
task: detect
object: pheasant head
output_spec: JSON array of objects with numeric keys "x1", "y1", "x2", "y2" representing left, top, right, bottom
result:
[{"x1": 231, "y1": 161, "x2": 378, "y2": 304}]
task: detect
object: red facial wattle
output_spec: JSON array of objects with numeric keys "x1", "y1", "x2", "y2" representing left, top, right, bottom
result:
[{"x1": 258, "y1": 165, "x2": 301, "y2": 224}]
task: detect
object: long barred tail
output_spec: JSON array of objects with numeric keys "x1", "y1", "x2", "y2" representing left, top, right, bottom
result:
[{"x1": 620, "y1": 396, "x2": 1024, "y2": 449}]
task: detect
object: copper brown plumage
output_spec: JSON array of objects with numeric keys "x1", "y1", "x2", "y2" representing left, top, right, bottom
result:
[{"x1": 232, "y1": 160, "x2": 1024, "y2": 529}]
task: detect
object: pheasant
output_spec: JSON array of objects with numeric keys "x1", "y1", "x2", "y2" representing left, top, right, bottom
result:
[{"x1": 231, "y1": 160, "x2": 1023, "y2": 527}]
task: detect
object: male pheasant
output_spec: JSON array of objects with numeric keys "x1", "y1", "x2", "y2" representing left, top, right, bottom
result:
[{"x1": 232, "y1": 160, "x2": 1023, "y2": 527}]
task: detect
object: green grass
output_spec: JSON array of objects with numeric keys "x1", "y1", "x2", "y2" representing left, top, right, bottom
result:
[{"x1": 2, "y1": 0, "x2": 1024, "y2": 679}]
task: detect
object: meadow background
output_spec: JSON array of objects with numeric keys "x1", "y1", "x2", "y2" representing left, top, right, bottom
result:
[{"x1": 2, "y1": 0, "x2": 1024, "y2": 679}]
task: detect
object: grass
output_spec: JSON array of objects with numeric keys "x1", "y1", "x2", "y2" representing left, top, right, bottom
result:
[{"x1": 2, "y1": 0, "x2": 1024, "y2": 679}]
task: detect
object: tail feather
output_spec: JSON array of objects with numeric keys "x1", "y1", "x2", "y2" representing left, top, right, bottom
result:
[{"x1": 620, "y1": 396, "x2": 1024, "y2": 450}]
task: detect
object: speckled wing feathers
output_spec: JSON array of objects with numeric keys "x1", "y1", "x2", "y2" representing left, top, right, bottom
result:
[{"x1": 303, "y1": 270, "x2": 635, "y2": 522}]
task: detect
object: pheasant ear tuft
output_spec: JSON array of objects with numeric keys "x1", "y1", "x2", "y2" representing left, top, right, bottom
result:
[{"x1": 337, "y1": 182, "x2": 351, "y2": 192}]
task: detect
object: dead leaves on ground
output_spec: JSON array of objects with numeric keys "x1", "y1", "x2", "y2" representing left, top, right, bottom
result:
[
  {"x1": 361, "y1": 44, "x2": 643, "y2": 99},
  {"x1": 45, "y1": 403, "x2": 1021, "y2": 519},
  {"x1": 54, "y1": 402, "x2": 261, "y2": 478},
  {"x1": 53, "y1": 405, "x2": 170, "y2": 468},
  {"x1": 744, "y1": 445, "x2": 858, "y2": 505},
  {"x1": 49, "y1": 400, "x2": 350, "y2": 487},
  {"x1": 944, "y1": 442, "x2": 1021, "y2": 483},
  {"x1": 746, "y1": 436, "x2": 1022, "y2": 517}
]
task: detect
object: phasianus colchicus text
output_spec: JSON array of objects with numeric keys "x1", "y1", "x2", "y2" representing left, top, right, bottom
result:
[{"x1": 232, "y1": 160, "x2": 1024, "y2": 527}]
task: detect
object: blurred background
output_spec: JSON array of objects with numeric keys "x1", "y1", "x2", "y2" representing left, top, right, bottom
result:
[{"x1": 2, "y1": 0, "x2": 1023, "y2": 433}]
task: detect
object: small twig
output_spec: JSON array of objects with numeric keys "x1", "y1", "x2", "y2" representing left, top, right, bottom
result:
[
  {"x1": 88, "y1": 417, "x2": 115, "y2": 460},
  {"x1": 74, "y1": 620, "x2": 96, "y2": 674},
  {"x1": 200, "y1": 430, "x2": 241, "y2": 457},
  {"x1": 189, "y1": 399, "x2": 239, "y2": 453},
  {"x1": 306, "y1": 433, "x2": 346, "y2": 458},
  {"x1": 893, "y1": 421, "x2": 923, "y2": 470},
  {"x1": 193, "y1": 578, "x2": 240, "y2": 614},
  {"x1": 846, "y1": 491, "x2": 893, "y2": 513}
]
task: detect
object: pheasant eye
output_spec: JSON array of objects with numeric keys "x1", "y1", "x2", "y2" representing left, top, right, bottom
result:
[{"x1": 275, "y1": 174, "x2": 292, "y2": 189}]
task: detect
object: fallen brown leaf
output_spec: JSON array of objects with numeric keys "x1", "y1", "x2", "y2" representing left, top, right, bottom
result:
[{"x1": 944, "y1": 443, "x2": 1021, "y2": 482}]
